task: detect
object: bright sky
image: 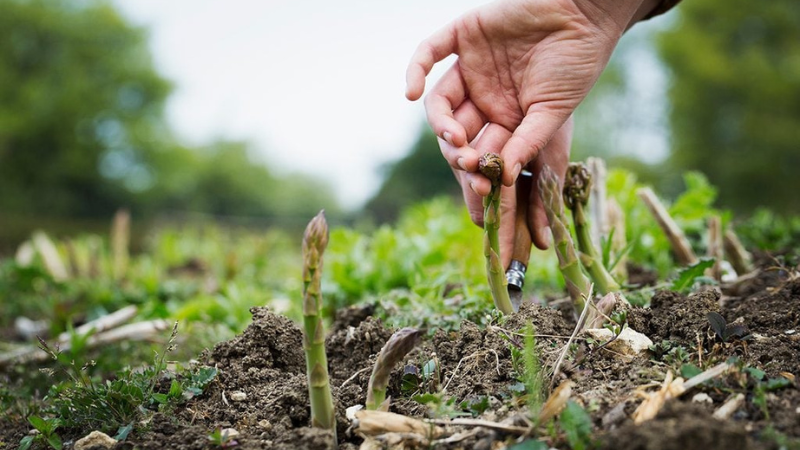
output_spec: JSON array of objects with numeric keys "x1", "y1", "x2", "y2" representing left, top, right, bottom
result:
[{"x1": 112, "y1": 0, "x2": 489, "y2": 210}]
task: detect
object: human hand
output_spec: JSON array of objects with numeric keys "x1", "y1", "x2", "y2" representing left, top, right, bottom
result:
[
  {"x1": 406, "y1": 0, "x2": 657, "y2": 260},
  {"x1": 447, "y1": 116, "x2": 573, "y2": 267}
]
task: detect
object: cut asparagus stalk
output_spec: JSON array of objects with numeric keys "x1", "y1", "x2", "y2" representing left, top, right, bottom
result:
[
  {"x1": 539, "y1": 165, "x2": 592, "y2": 313},
  {"x1": 112, "y1": 209, "x2": 130, "y2": 280},
  {"x1": 723, "y1": 228, "x2": 753, "y2": 275},
  {"x1": 637, "y1": 187, "x2": 698, "y2": 266},
  {"x1": 563, "y1": 162, "x2": 620, "y2": 295},
  {"x1": 478, "y1": 153, "x2": 514, "y2": 315},
  {"x1": 706, "y1": 215, "x2": 723, "y2": 281},
  {"x1": 301, "y1": 211, "x2": 337, "y2": 437},
  {"x1": 366, "y1": 328, "x2": 422, "y2": 410},
  {"x1": 587, "y1": 157, "x2": 608, "y2": 248}
]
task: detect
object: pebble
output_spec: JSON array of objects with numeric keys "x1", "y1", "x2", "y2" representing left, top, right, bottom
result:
[
  {"x1": 692, "y1": 393, "x2": 713, "y2": 404},
  {"x1": 74, "y1": 431, "x2": 117, "y2": 450},
  {"x1": 258, "y1": 419, "x2": 272, "y2": 431},
  {"x1": 230, "y1": 391, "x2": 247, "y2": 401},
  {"x1": 220, "y1": 428, "x2": 240, "y2": 438}
]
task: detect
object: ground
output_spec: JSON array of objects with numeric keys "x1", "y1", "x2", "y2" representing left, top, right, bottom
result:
[{"x1": 1, "y1": 266, "x2": 798, "y2": 450}]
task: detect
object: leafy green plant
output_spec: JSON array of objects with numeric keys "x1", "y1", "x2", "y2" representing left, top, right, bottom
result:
[
  {"x1": 706, "y1": 312, "x2": 749, "y2": 343},
  {"x1": 34, "y1": 322, "x2": 216, "y2": 434},
  {"x1": 208, "y1": 428, "x2": 239, "y2": 448},
  {"x1": 559, "y1": 400, "x2": 594, "y2": 450},
  {"x1": 19, "y1": 415, "x2": 62, "y2": 450},
  {"x1": 746, "y1": 367, "x2": 793, "y2": 420},
  {"x1": 671, "y1": 259, "x2": 715, "y2": 292}
]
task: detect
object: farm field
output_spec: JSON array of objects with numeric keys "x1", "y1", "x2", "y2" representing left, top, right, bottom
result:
[{"x1": 1, "y1": 169, "x2": 799, "y2": 450}]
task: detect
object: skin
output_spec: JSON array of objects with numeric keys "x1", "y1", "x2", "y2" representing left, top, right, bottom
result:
[{"x1": 406, "y1": 0, "x2": 659, "y2": 268}]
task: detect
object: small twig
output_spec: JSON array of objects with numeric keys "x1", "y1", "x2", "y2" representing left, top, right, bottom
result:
[
  {"x1": 426, "y1": 418, "x2": 529, "y2": 435},
  {"x1": 638, "y1": 187, "x2": 698, "y2": 266},
  {"x1": 442, "y1": 350, "x2": 500, "y2": 393},
  {"x1": 340, "y1": 367, "x2": 371, "y2": 389},
  {"x1": 431, "y1": 428, "x2": 481, "y2": 445},
  {"x1": 549, "y1": 285, "x2": 594, "y2": 391}
]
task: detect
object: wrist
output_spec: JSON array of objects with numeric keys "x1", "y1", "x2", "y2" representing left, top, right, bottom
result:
[
  {"x1": 627, "y1": 0, "x2": 661, "y2": 28},
  {"x1": 573, "y1": 0, "x2": 649, "y2": 36}
]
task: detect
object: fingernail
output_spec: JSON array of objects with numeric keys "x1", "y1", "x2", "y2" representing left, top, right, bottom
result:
[
  {"x1": 511, "y1": 163, "x2": 522, "y2": 181},
  {"x1": 469, "y1": 181, "x2": 478, "y2": 195},
  {"x1": 443, "y1": 131, "x2": 454, "y2": 146},
  {"x1": 457, "y1": 157, "x2": 467, "y2": 171}
]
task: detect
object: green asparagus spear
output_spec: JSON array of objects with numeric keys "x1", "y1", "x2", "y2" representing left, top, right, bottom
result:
[
  {"x1": 539, "y1": 165, "x2": 592, "y2": 313},
  {"x1": 366, "y1": 327, "x2": 422, "y2": 411},
  {"x1": 301, "y1": 211, "x2": 336, "y2": 438},
  {"x1": 478, "y1": 153, "x2": 514, "y2": 315},
  {"x1": 563, "y1": 163, "x2": 620, "y2": 295}
]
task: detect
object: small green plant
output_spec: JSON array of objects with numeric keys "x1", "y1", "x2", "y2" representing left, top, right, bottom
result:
[
  {"x1": 208, "y1": 428, "x2": 239, "y2": 448},
  {"x1": 366, "y1": 327, "x2": 422, "y2": 410},
  {"x1": 671, "y1": 259, "x2": 715, "y2": 292},
  {"x1": 19, "y1": 415, "x2": 62, "y2": 450},
  {"x1": 563, "y1": 162, "x2": 621, "y2": 295},
  {"x1": 519, "y1": 322, "x2": 544, "y2": 414},
  {"x1": 34, "y1": 322, "x2": 216, "y2": 435},
  {"x1": 559, "y1": 400, "x2": 594, "y2": 450},
  {"x1": 300, "y1": 211, "x2": 336, "y2": 437},
  {"x1": 706, "y1": 312, "x2": 749, "y2": 343},
  {"x1": 604, "y1": 310, "x2": 628, "y2": 337},
  {"x1": 746, "y1": 367, "x2": 792, "y2": 420}
]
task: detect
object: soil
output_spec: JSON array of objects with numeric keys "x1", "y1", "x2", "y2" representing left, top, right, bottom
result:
[{"x1": 2, "y1": 271, "x2": 799, "y2": 449}]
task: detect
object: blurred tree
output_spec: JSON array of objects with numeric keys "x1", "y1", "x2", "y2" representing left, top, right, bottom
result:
[
  {"x1": 364, "y1": 127, "x2": 461, "y2": 222},
  {"x1": 0, "y1": 0, "x2": 340, "y2": 227},
  {"x1": 658, "y1": 0, "x2": 800, "y2": 212},
  {"x1": 0, "y1": 0, "x2": 171, "y2": 217}
]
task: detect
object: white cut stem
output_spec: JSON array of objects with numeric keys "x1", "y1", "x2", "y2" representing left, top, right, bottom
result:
[
  {"x1": 637, "y1": 188, "x2": 698, "y2": 266},
  {"x1": 32, "y1": 231, "x2": 70, "y2": 281},
  {"x1": 706, "y1": 215, "x2": 723, "y2": 280},
  {"x1": 587, "y1": 157, "x2": 608, "y2": 249},
  {"x1": 57, "y1": 305, "x2": 139, "y2": 341},
  {"x1": 723, "y1": 229, "x2": 753, "y2": 275}
]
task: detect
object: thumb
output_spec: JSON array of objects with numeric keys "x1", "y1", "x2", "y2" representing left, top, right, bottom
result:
[{"x1": 500, "y1": 105, "x2": 571, "y2": 187}]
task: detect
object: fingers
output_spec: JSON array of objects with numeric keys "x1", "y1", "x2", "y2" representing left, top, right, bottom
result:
[
  {"x1": 528, "y1": 116, "x2": 574, "y2": 250},
  {"x1": 500, "y1": 104, "x2": 572, "y2": 186},
  {"x1": 456, "y1": 122, "x2": 513, "y2": 225},
  {"x1": 406, "y1": 25, "x2": 458, "y2": 101},
  {"x1": 424, "y1": 63, "x2": 472, "y2": 148}
]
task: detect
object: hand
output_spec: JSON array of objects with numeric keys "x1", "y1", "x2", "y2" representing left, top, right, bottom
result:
[
  {"x1": 406, "y1": 0, "x2": 655, "y2": 256},
  {"x1": 446, "y1": 116, "x2": 573, "y2": 267}
]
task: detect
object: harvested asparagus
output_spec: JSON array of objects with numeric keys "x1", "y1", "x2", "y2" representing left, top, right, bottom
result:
[
  {"x1": 563, "y1": 162, "x2": 620, "y2": 295},
  {"x1": 723, "y1": 228, "x2": 753, "y2": 275},
  {"x1": 112, "y1": 209, "x2": 130, "y2": 280},
  {"x1": 478, "y1": 153, "x2": 514, "y2": 315},
  {"x1": 706, "y1": 215, "x2": 723, "y2": 281},
  {"x1": 539, "y1": 165, "x2": 592, "y2": 313},
  {"x1": 366, "y1": 328, "x2": 422, "y2": 410},
  {"x1": 638, "y1": 187, "x2": 698, "y2": 266},
  {"x1": 301, "y1": 211, "x2": 336, "y2": 437}
]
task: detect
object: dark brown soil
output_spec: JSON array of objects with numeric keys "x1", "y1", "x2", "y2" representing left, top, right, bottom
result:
[{"x1": 2, "y1": 274, "x2": 799, "y2": 449}]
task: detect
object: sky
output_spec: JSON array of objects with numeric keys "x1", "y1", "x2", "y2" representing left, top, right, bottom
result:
[
  {"x1": 112, "y1": 0, "x2": 491, "y2": 209},
  {"x1": 112, "y1": 0, "x2": 670, "y2": 211}
]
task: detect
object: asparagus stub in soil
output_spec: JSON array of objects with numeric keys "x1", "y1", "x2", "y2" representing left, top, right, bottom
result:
[
  {"x1": 478, "y1": 153, "x2": 514, "y2": 315},
  {"x1": 563, "y1": 162, "x2": 621, "y2": 295},
  {"x1": 366, "y1": 327, "x2": 422, "y2": 410},
  {"x1": 301, "y1": 211, "x2": 336, "y2": 438},
  {"x1": 539, "y1": 164, "x2": 592, "y2": 314}
]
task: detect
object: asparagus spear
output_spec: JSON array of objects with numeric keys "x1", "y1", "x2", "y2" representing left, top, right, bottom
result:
[
  {"x1": 478, "y1": 153, "x2": 514, "y2": 315},
  {"x1": 539, "y1": 165, "x2": 592, "y2": 313},
  {"x1": 366, "y1": 327, "x2": 422, "y2": 411},
  {"x1": 301, "y1": 211, "x2": 336, "y2": 437},
  {"x1": 563, "y1": 163, "x2": 621, "y2": 295}
]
